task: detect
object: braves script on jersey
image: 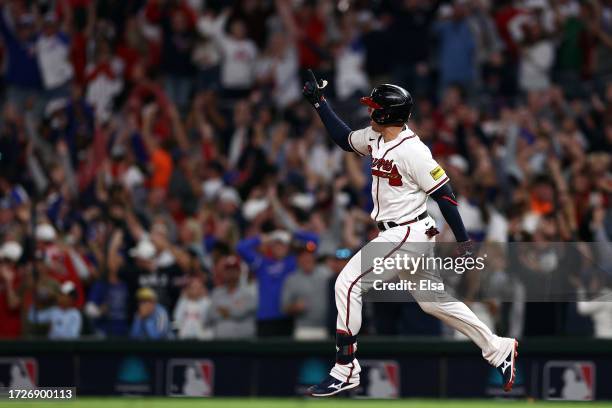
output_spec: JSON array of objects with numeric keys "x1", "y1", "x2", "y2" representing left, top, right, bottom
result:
[{"x1": 348, "y1": 126, "x2": 449, "y2": 223}]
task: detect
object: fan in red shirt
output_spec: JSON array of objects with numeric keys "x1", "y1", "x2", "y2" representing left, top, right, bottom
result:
[
  {"x1": 292, "y1": 1, "x2": 326, "y2": 70},
  {"x1": 34, "y1": 224, "x2": 85, "y2": 308},
  {"x1": 494, "y1": 0, "x2": 529, "y2": 62},
  {"x1": 0, "y1": 241, "x2": 25, "y2": 338}
]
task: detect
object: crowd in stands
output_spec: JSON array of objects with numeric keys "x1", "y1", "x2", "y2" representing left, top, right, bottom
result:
[{"x1": 0, "y1": 0, "x2": 611, "y2": 341}]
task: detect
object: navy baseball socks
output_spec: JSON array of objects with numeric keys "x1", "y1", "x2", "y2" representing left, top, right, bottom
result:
[{"x1": 308, "y1": 332, "x2": 360, "y2": 397}]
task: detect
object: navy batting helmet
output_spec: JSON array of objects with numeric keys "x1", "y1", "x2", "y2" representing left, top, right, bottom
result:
[{"x1": 360, "y1": 84, "x2": 414, "y2": 126}]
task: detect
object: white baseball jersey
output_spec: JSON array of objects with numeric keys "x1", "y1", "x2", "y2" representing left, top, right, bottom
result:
[{"x1": 348, "y1": 126, "x2": 449, "y2": 223}]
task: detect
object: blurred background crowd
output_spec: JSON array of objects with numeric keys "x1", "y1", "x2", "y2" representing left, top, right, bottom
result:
[{"x1": 0, "y1": 0, "x2": 610, "y2": 342}]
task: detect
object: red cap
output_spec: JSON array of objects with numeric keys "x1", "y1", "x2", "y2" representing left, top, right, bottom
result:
[{"x1": 222, "y1": 256, "x2": 241, "y2": 269}]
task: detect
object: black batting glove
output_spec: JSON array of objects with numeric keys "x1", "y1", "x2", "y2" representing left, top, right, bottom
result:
[{"x1": 303, "y1": 69, "x2": 328, "y2": 108}]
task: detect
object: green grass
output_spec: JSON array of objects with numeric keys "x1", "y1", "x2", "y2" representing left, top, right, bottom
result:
[{"x1": 1, "y1": 397, "x2": 611, "y2": 408}]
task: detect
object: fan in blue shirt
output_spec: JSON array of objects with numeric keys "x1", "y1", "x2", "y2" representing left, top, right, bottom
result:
[
  {"x1": 0, "y1": 9, "x2": 42, "y2": 90},
  {"x1": 237, "y1": 230, "x2": 318, "y2": 322},
  {"x1": 129, "y1": 287, "x2": 172, "y2": 340}
]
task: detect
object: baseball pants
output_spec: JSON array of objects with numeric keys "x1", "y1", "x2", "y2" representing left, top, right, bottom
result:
[{"x1": 330, "y1": 216, "x2": 516, "y2": 384}]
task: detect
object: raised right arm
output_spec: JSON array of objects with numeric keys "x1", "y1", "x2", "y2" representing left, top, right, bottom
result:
[{"x1": 303, "y1": 70, "x2": 353, "y2": 152}]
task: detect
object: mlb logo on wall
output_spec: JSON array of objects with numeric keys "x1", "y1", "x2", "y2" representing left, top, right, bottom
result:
[
  {"x1": 354, "y1": 360, "x2": 400, "y2": 399},
  {"x1": 543, "y1": 361, "x2": 595, "y2": 401},
  {"x1": 167, "y1": 359, "x2": 214, "y2": 397},
  {"x1": 0, "y1": 358, "x2": 38, "y2": 389}
]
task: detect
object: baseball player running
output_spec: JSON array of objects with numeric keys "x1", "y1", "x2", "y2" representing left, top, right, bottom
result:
[{"x1": 302, "y1": 71, "x2": 518, "y2": 397}]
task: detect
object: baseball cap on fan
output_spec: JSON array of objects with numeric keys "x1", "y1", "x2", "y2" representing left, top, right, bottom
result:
[
  {"x1": 242, "y1": 198, "x2": 269, "y2": 221},
  {"x1": 60, "y1": 281, "x2": 76, "y2": 296},
  {"x1": 293, "y1": 238, "x2": 318, "y2": 254},
  {"x1": 448, "y1": 154, "x2": 469, "y2": 174},
  {"x1": 129, "y1": 239, "x2": 157, "y2": 260},
  {"x1": 269, "y1": 230, "x2": 291, "y2": 244},
  {"x1": 36, "y1": 224, "x2": 57, "y2": 242},
  {"x1": 0, "y1": 241, "x2": 23, "y2": 262},
  {"x1": 218, "y1": 187, "x2": 241, "y2": 206},
  {"x1": 45, "y1": 98, "x2": 67, "y2": 118},
  {"x1": 221, "y1": 255, "x2": 241, "y2": 270},
  {"x1": 290, "y1": 193, "x2": 315, "y2": 212},
  {"x1": 136, "y1": 287, "x2": 157, "y2": 302},
  {"x1": 334, "y1": 248, "x2": 353, "y2": 260}
]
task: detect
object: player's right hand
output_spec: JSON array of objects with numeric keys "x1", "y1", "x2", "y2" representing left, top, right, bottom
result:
[{"x1": 303, "y1": 69, "x2": 328, "y2": 107}]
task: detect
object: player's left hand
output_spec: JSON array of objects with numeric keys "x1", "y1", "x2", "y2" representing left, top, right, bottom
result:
[
  {"x1": 303, "y1": 69, "x2": 328, "y2": 107},
  {"x1": 455, "y1": 240, "x2": 474, "y2": 259}
]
